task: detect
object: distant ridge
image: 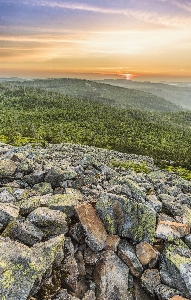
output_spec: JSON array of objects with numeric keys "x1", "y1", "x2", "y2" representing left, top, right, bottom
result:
[{"x1": 8, "y1": 77, "x2": 183, "y2": 112}]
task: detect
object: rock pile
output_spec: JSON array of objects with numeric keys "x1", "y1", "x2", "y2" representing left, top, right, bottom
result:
[{"x1": 0, "y1": 142, "x2": 191, "y2": 300}]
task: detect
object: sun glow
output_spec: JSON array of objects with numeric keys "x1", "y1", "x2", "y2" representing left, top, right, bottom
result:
[{"x1": 124, "y1": 74, "x2": 133, "y2": 80}]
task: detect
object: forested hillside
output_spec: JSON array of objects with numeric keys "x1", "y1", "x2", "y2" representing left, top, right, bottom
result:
[
  {"x1": 1, "y1": 82, "x2": 191, "y2": 171},
  {"x1": 98, "y1": 79, "x2": 191, "y2": 110},
  {"x1": 4, "y1": 78, "x2": 182, "y2": 112}
]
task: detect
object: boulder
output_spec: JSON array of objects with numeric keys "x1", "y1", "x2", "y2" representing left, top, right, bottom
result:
[
  {"x1": 160, "y1": 239, "x2": 191, "y2": 298},
  {"x1": 118, "y1": 240, "x2": 143, "y2": 277},
  {"x1": 2, "y1": 217, "x2": 43, "y2": 246},
  {"x1": 94, "y1": 250, "x2": 131, "y2": 300},
  {"x1": 136, "y1": 241, "x2": 159, "y2": 267},
  {"x1": 96, "y1": 192, "x2": 156, "y2": 243},
  {"x1": 0, "y1": 235, "x2": 65, "y2": 300},
  {"x1": 27, "y1": 207, "x2": 68, "y2": 238},
  {"x1": 76, "y1": 203, "x2": 107, "y2": 252},
  {"x1": 0, "y1": 202, "x2": 19, "y2": 226},
  {"x1": 46, "y1": 189, "x2": 83, "y2": 217}
]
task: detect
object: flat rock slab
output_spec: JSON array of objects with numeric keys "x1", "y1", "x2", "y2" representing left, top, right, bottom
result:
[
  {"x1": 46, "y1": 188, "x2": 83, "y2": 217},
  {"x1": 76, "y1": 203, "x2": 107, "y2": 252},
  {"x1": 155, "y1": 221, "x2": 190, "y2": 241},
  {"x1": 94, "y1": 250, "x2": 131, "y2": 300}
]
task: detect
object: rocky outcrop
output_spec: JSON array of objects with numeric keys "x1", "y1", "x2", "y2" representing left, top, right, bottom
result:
[{"x1": 0, "y1": 142, "x2": 191, "y2": 299}]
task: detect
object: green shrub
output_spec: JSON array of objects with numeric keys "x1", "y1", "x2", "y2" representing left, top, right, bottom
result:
[
  {"x1": 110, "y1": 160, "x2": 150, "y2": 174},
  {"x1": 165, "y1": 166, "x2": 191, "y2": 181}
]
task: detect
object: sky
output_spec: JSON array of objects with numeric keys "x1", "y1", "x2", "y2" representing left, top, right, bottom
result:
[{"x1": 0, "y1": 0, "x2": 191, "y2": 81}]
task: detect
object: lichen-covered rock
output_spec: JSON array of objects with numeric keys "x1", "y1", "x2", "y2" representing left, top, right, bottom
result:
[
  {"x1": 2, "y1": 217, "x2": 43, "y2": 246},
  {"x1": 33, "y1": 182, "x2": 53, "y2": 195},
  {"x1": 94, "y1": 250, "x2": 131, "y2": 300},
  {"x1": 160, "y1": 239, "x2": 191, "y2": 298},
  {"x1": 27, "y1": 207, "x2": 68, "y2": 238},
  {"x1": 0, "y1": 202, "x2": 19, "y2": 226},
  {"x1": 76, "y1": 203, "x2": 107, "y2": 252},
  {"x1": 96, "y1": 192, "x2": 156, "y2": 244},
  {"x1": 44, "y1": 165, "x2": 77, "y2": 187},
  {"x1": 46, "y1": 189, "x2": 83, "y2": 217},
  {"x1": 184, "y1": 234, "x2": 191, "y2": 249},
  {"x1": 111, "y1": 176, "x2": 146, "y2": 200},
  {"x1": 118, "y1": 240, "x2": 143, "y2": 277},
  {"x1": 0, "y1": 234, "x2": 65, "y2": 300},
  {"x1": 16, "y1": 196, "x2": 42, "y2": 215}
]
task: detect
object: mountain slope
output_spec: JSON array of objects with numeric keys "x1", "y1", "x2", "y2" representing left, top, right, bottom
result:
[
  {"x1": 4, "y1": 78, "x2": 183, "y2": 112},
  {"x1": 0, "y1": 83, "x2": 191, "y2": 169}
]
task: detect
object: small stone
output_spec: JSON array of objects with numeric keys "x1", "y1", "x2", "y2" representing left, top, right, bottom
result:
[
  {"x1": 61, "y1": 256, "x2": 79, "y2": 292},
  {"x1": 118, "y1": 240, "x2": 143, "y2": 277},
  {"x1": 105, "y1": 234, "x2": 120, "y2": 251},
  {"x1": 84, "y1": 247, "x2": 101, "y2": 265},
  {"x1": 0, "y1": 189, "x2": 16, "y2": 203},
  {"x1": 146, "y1": 194, "x2": 162, "y2": 213},
  {"x1": 136, "y1": 241, "x2": 159, "y2": 267},
  {"x1": 141, "y1": 269, "x2": 161, "y2": 296},
  {"x1": 185, "y1": 234, "x2": 191, "y2": 249},
  {"x1": 75, "y1": 250, "x2": 86, "y2": 276},
  {"x1": 154, "y1": 283, "x2": 182, "y2": 300},
  {"x1": 69, "y1": 222, "x2": 85, "y2": 244},
  {"x1": 82, "y1": 290, "x2": 96, "y2": 300},
  {"x1": 76, "y1": 203, "x2": 107, "y2": 252}
]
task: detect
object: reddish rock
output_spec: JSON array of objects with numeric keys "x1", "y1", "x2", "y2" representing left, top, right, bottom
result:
[
  {"x1": 105, "y1": 234, "x2": 120, "y2": 251},
  {"x1": 76, "y1": 203, "x2": 107, "y2": 252},
  {"x1": 169, "y1": 296, "x2": 189, "y2": 300},
  {"x1": 136, "y1": 241, "x2": 159, "y2": 267}
]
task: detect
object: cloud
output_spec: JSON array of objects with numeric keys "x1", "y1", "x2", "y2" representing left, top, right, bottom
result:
[
  {"x1": 5, "y1": 0, "x2": 191, "y2": 27},
  {"x1": 157, "y1": 0, "x2": 191, "y2": 12}
]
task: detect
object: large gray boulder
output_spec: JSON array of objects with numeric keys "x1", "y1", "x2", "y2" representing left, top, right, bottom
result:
[{"x1": 96, "y1": 193, "x2": 156, "y2": 244}]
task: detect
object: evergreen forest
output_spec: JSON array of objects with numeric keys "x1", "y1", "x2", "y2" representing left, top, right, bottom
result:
[{"x1": 0, "y1": 79, "x2": 191, "y2": 174}]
